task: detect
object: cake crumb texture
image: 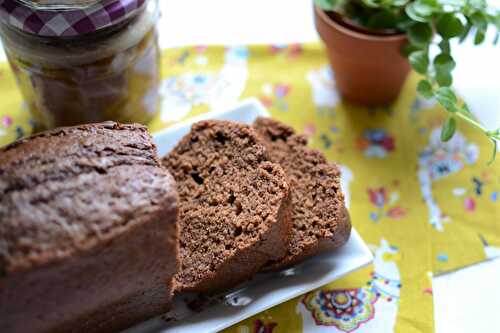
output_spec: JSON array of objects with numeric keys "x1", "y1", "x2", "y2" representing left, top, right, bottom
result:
[
  {"x1": 253, "y1": 117, "x2": 350, "y2": 270},
  {"x1": 163, "y1": 120, "x2": 291, "y2": 293}
]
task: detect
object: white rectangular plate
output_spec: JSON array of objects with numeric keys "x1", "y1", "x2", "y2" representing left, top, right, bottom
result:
[{"x1": 123, "y1": 98, "x2": 373, "y2": 333}]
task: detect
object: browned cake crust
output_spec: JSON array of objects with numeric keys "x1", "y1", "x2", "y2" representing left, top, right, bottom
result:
[
  {"x1": 163, "y1": 120, "x2": 291, "y2": 294},
  {"x1": 253, "y1": 117, "x2": 351, "y2": 270},
  {"x1": 0, "y1": 122, "x2": 178, "y2": 333}
]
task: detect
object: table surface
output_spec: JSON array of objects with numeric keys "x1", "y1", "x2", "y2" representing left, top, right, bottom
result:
[{"x1": 1, "y1": 0, "x2": 500, "y2": 332}]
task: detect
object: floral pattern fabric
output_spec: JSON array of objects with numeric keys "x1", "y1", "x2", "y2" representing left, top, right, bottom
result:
[{"x1": 1, "y1": 43, "x2": 499, "y2": 333}]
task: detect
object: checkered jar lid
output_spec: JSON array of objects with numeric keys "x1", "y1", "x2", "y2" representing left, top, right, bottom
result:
[{"x1": 0, "y1": 0, "x2": 148, "y2": 37}]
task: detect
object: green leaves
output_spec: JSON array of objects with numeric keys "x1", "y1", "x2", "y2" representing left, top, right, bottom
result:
[
  {"x1": 467, "y1": 0, "x2": 487, "y2": 11},
  {"x1": 474, "y1": 29, "x2": 486, "y2": 44},
  {"x1": 314, "y1": 0, "x2": 348, "y2": 11},
  {"x1": 313, "y1": 0, "x2": 500, "y2": 161},
  {"x1": 436, "y1": 13, "x2": 464, "y2": 38},
  {"x1": 408, "y1": 23, "x2": 433, "y2": 48},
  {"x1": 435, "y1": 72, "x2": 452, "y2": 86},
  {"x1": 462, "y1": 103, "x2": 472, "y2": 114},
  {"x1": 471, "y1": 12, "x2": 488, "y2": 30},
  {"x1": 434, "y1": 53, "x2": 456, "y2": 86},
  {"x1": 366, "y1": 10, "x2": 399, "y2": 29},
  {"x1": 360, "y1": 0, "x2": 380, "y2": 9},
  {"x1": 435, "y1": 87, "x2": 458, "y2": 112},
  {"x1": 441, "y1": 117, "x2": 457, "y2": 141},
  {"x1": 409, "y1": 50, "x2": 429, "y2": 74},
  {"x1": 402, "y1": 44, "x2": 420, "y2": 57},
  {"x1": 417, "y1": 80, "x2": 434, "y2": 98},
  {"x1": 314, "y1": 0, "x2": 339, "y2": 11},
  {"x1": 471, "y1": 11, "x2": 488, "y2": 44},
  {"x1": 405, "y1": 1, "x2": 435, "y2": 22},
  {"x1": 434, "y1": 54, "x2": 455, "y2": 70},
  {"x1": 459, "y1": 20, "x2": 473, "y2": 42}
]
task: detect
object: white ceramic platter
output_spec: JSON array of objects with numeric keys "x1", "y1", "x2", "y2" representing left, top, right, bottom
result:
[{"x1": 123, "y1": 98, "x2": 373, "y2": 333}]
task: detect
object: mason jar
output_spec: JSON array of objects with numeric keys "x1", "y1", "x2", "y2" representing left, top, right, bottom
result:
[{"x1": 0, "y1": 0, "x2": 161, "y2": 131}]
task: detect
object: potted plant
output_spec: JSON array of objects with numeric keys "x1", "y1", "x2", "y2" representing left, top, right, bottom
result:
[{"x1": 314, "y1": 0, "x2": 500, "y2": 158}]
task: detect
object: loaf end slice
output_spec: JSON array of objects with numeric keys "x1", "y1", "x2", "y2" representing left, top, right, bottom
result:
[
  {"x1": 0, "y1": 121, "x2": 178, "y2": 333},
  {"x1": 163, "y1": 120, "x2": 292, "y2": 294},
  {"x1": 253, "y1": 117, "x2": 351, "y2": 270}
]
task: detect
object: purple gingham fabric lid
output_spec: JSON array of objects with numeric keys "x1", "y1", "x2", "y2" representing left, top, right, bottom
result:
[{"x1": 0, "y1": 0, "x2": 147, "y2": 37}]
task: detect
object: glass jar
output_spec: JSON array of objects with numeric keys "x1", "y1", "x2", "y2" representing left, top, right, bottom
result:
[{"x1": 0, "y1": 0, "x2": 161, "y2": 131}]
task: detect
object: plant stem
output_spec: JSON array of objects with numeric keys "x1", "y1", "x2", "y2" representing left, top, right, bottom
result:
[
  {"x1": 455, "y1": 111, "x2": 489, "y2": 133},
  {"x1": 455, "y1": 111, "x2": 500, "y2": 140},
  {"x1": 453, "y1": 108, "x2": 500, "y2": 164}
]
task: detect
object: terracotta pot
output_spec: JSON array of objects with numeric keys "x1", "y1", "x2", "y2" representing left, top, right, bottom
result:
[{"x1": 314, "y1": 5, "x2": 411, "y2": 106}]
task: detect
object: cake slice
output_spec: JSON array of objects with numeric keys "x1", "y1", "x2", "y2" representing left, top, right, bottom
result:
[
  {"x1": 163, "y1": 120, "x2": 291, "y2": 294},
  {"x1": 253, "y1": 117, "x2": 351, "y2": 270},
  {"x1": 0, "y1": 122, "x2": 178, "y2": 333}
]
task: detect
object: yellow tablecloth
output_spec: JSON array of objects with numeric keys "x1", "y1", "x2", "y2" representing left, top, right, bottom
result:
[{"x1": 1, "y1": 44, "x2": 499, "y2": 333}]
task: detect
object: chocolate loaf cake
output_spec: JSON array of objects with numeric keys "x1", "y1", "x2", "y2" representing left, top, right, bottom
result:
[
  {"x1": 163, "y1": 120, "x2": 291, "y2": 294},
  {"x1": 0, "y1": 122, "x2": 178, "y2": 333},
  {"x1": 253, "y1": 117, "x2": 351, "y2": 270}
]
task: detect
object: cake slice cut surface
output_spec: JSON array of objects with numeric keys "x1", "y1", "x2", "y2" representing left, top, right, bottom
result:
[
  {"x1": 253, "y1": 117, "x2": 351, "y2": 270},
  {"x1": 163, "y1": 120, "x2": 291, "y2": 294}
]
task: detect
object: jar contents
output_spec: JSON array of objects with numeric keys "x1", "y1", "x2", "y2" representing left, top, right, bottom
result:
[{"x1": 0, "y1": 0, "x2": 160, "y2": 131}]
